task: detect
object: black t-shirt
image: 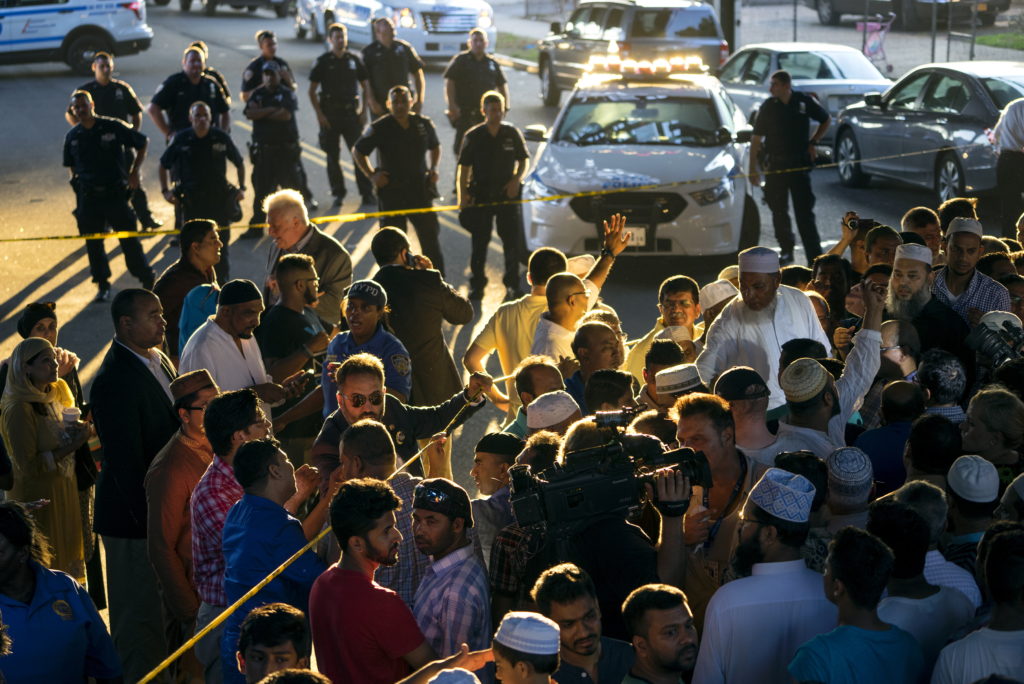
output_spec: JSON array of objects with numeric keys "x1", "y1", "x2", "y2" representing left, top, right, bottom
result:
[
  {"x1": 458, "y1": 122, "x2": 528, "y2": 200},
  {"x1": 752, "y1": 91, "x2": 829, "y2": 168},
  {"x1": 76, "y1": 79, "x2": 142, "y2": 123},
  {"x1": 151, "y1": 72, "x2": 230, "y2": 133},
  {"x1": 241, "y1": 55, "x2": 292, "y2": 94},
  {"x1": 354, "y1": 113, "x2": 439, "y2": 190},
  {"x1": 246, "y1": 85, "x2": 299, "y2": 145},
  {"x1": 442, "y1": 51, "x2": 507, "y2": 113},
  {"x1": 160, "y1": 128, "x2": 243, "y2": 191},
  {"x1": 361, "y1": 39, "x2": 424, "y2": 105},
  {"x1": 255, "y1": 305, "x2": 326, "y2": 439},
  {"x1": 310, "y1": 50, "x2": 367, "y2": 108},
  {"x1": 63, "y1": 116, "x2": 147, "y2": 187}
]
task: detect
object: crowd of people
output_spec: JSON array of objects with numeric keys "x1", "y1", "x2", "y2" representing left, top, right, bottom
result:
[{"x1": 2, "y1": 15, "x2": 1024, "y2": 684}]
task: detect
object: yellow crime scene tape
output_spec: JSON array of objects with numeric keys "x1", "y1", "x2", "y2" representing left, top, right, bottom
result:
[{"x1": 1, "y1": 142, "x2": 988, "y2": 245}]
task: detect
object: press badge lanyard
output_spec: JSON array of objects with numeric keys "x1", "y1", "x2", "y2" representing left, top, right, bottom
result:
[{"x1": 702, "y1": 455, "x2": 748, "y2": 550}]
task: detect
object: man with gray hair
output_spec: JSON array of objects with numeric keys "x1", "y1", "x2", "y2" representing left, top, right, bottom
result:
[
  {"x1": 916, "y1": 349, "x2": 968, "y2": 424},
  {"x1": 697, "y1": 246, "x2": 831, "y2": 412},
  {"x1": 262, "y1": 189, "x2": 352, "y2": 326}
]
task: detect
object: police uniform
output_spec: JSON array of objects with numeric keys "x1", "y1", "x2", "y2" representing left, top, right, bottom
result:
[
  {"x1": 310, "y1": 49, "x2": 374, "y2": 202},
  {"x1": 63, "y1": 114, "x2": 155, "y2": 290},
  {"x1": 354, "y1": 112, "x2": 445, "y2": 274},
  {"x1": 457, "y1": 120, "x2": 527, "y2": 293},
  {"x1": 150, "y1": 71, "x2": 230, "y2": 134},
  {"x1": 241, "y1": 55, "x2": 293, "y2": 94},
  {"x1": 443, "y1": 50, "x2": 507, "y2": 154},
  {"x1": 245, "y1": 77, "x2": 305, "y2": 224},
  {"x1": 321, "y1": 324, "x2": 412, "y2": 416},
  {"x1": 753, "y1": 91, "x2": 829, "y2": 262},
  {"x1": 362, "y1": 39, "x2": 424, "y2": 109},
  {"x1": 160, "y1": 127, "x2": 244, "y2": 280},
  {"x1": 76, "y1": 78, "x2": 159, "y2": 229},
  {"x1": 204, "y1": 65, "x2": 232, "y2": 104}
]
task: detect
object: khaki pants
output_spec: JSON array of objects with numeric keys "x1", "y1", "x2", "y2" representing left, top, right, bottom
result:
[
  {"x1": 194, "y1": 601, "x2": 227, "y2": 684},
  {"x1": 102, "y1": 535, "x2": 169, "y2": 682}
]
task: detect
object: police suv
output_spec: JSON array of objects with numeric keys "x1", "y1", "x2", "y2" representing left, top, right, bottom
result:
[
  {"x1": 0, "y1": 0, "x2": 152, "y2": 75},
  {"x1": 521, "y1": 56, "x2": 759, "y2": 259}
]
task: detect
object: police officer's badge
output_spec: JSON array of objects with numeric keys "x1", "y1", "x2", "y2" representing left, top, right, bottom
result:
[
  {"x1": 52, "y1": 599, "x2": 73, "y2": 620},
  {"x1": 391, "y1": 354, "x2": 411, "y2": 376},
  {"x1": 392, "y1": 427, "x2": 406, "y2": 445}
]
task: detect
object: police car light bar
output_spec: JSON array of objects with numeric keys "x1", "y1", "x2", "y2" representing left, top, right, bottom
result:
[{"x1": 585, "y1": 54, "x2": 708, "y2": 75}]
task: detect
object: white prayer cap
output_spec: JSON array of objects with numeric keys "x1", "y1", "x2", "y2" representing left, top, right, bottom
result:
[
  {"x1": 656, "y1": 325, "x2": 692, "y2": 344},
  {"x1": 980, "y1": 310, "x2": 1022, "y2": 331},
  {"x1": 948, "y1": 455, "x2": 999, "y2": 503},
  {"x1": 429, "y1": 670, "x2": 481, "y2": 684},
  {"x1": 567, "y1": 254, "x2": 596, "y2": 278},
  {"x1": 718, "y1": 264, "x2": 739, "y2": 282},
  {"x1": 700, "y1": 279, "x2": 738, "y2": 310},
  {"x1": 493, "y1": 612, "x2": 561, "y2": 655},
  {"x1": 827, "y1": 447, "x2": 873, "y2": 507},
  {"x1": 526, "y1": 391, "x2": 580, "y2": 429},
  {"x1": 738, "y1": 246, "x2": 781, "y2": 274},
  {"x1": 655, "y1": 364, "x2": 702, "y2": 395},
  {"x1": 780, "y1": 358, "x2": 829, "y2": 403},
  {"x1": 749, "y1": 467, "x2": 816, "y2": 523},
  {"x1": 894, "y1": 243, "x2": 933, "y2": 266},
  {"x1": 946, "y1": 217, "x2": 984, "y2": 239}
]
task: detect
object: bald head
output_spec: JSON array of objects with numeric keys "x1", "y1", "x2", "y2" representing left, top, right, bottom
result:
[
  {"x1": 545, "y1": 272, "x2": 587, "y2": 311},
  {"x1": 880, "y1": 320, "x2": 920, "y2": 352}
]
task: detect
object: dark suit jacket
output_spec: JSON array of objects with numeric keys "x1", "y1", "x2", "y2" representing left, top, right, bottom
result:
[
  {"x1": 90, "y1": 341, "x2": 179, "y2": 539},
  {"x1": 374, "y1": 264, "x2": 474, "y2": 405},
  {"x1": 266, "y1": 226, "x2": 353, "y2": 327}
]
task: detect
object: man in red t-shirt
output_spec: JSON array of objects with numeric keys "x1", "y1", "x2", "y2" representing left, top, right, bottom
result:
[{"x1": 309, "y1": 478, "x2": 436, "y2": 683}]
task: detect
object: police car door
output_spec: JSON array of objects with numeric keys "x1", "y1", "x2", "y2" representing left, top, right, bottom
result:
[{"x1": 0, "y1": 0, "x2": 71, "y2": 56}]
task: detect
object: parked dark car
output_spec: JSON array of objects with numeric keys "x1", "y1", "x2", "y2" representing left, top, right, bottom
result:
[{"x1": 833, "y1": 61, "x2": 1024, "y2": 202}]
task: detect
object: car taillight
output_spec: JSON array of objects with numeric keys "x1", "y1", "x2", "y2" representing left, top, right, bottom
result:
[
  {"x1": 120, "y1": 0, "x2": 142, "y2": 19},
  {"x1": 719, "y1": 40, "x2": 729, "y2": 65}
]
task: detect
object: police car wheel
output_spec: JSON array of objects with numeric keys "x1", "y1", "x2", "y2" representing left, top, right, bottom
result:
[
  {"x1": 274, "y1": 2, "x2": 290, "y2": 17},
  {"x1": 179, "y1": 0, "x2": 192, "y2": 11},
  {"x1": 203, "y1": 0, "x2": 217, "y2": 15},
  {"x1": 65, "y1": 34, "x2": 112, "y2": 76}
]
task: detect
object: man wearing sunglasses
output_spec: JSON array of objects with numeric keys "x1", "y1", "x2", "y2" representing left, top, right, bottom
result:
[{"x1": 311, "y1": 353, "x2": 491, "y2": 481}]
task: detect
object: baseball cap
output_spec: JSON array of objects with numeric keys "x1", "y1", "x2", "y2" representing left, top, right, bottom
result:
[
  {"x1": 714, "y1": 366, "x2": 769, "y2": 401},
  {"x1": 346, "y1": 279, "x2": 387, "y2": 308}
]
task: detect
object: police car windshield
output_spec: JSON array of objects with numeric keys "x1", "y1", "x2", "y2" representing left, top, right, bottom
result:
[{"x1": 553, "y1": 95, "x2": 722, "y2": 147}]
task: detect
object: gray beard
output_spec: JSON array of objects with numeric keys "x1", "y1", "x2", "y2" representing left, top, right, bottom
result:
[{"x1": 886, "y1": 286, "x2": 931, "y2": 320}]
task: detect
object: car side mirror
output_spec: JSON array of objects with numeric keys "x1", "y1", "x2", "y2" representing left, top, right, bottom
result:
[
  {"x1": 524, "y1": 124, "x2": 548, "y2": 142},
  {"x1": 864, "y1": 92, "x2": 883, "y2": 108},
  {"x1": 549, "y1": 21, "x2": 562, "y2": 34},
  {"x1": 735, "y1": 127, "x2": 753, "y2": 144}
]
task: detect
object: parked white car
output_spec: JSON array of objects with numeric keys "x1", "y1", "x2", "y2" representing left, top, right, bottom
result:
[
  {"x1": 521, "y1": 60, "x2": 759, "y2": 258},
  {"x1": 295, "y1": 0, "x2": 495, "y2": 59},
  {"x1": 0, "y1": 0, "x2": 152, "y2": 75}
]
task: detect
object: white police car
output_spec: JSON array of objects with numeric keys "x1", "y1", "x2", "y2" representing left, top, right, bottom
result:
[
  {"x1": 521, "y1": 57, "x2": 759, "y2": 258},
  {"x1": 0, "y1": 0, "x2": 152, "y2": 75}
]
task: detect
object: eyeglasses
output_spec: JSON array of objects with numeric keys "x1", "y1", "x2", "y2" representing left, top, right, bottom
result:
[
  {"x1": 185, "y1": 404, "x2": 209, "y2": 413},
  {"x1": 566, "y1": 289, "x2": 591, "y2": 304},
  {"x1": 341, "y1": 391, "x2": 384, "y2": 408},
  {"x1": 879, "y1": 345, "x2": 903, "y2": 352},
  {"x1": 414, "y1": 483, "x2": 451, "y2": 505}
]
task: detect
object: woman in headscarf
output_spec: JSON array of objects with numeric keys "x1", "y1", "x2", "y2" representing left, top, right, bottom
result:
[{"x1": 0, "y1": 337, "x2": 89, "y2": 581}]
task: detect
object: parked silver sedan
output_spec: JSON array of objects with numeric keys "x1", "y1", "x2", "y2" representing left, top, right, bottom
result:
[
  {"x1": 834, "y1": 61, "x2": 1024, "y2": 202},
  {"x1": 718, "y1": 42, "x2": 891, "y2": 155}
]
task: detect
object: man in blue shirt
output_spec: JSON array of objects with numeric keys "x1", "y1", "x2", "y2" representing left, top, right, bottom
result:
[{"x1": 220, "y1": 438, "x2": 339, "y2": 683}]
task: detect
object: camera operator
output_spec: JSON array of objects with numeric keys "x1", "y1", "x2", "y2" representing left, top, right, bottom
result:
[{"x1": 968, "y1": 311, "x2": 1024, "y2": 391}]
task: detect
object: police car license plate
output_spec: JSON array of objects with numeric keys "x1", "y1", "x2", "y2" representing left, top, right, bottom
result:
[{"x1": 623, "y1": 227, "x2": 646, "y2": 247}]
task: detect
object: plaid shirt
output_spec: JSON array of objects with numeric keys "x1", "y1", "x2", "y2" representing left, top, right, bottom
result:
[
  {"x1": 413, "y1": 545, "x2": 491, "y2": 656},
  {"x1": 489, "y1": 523, "x2": 545, "y2": 604},
  {"x1": 376, "y1": 472, "x2": 431, "y2": 608},
  {"x1": 190, "y1": 456, "x2": 244, "y2": 606},
  {"x1": 925, "y1": 549, "x2": 982, "y2": 609},
  {"x1": 932, "y1": 268, "x2": 1011, "y2": 325},
  {"x1": 926, "y1": 405, "x2": 967, "y2": 424}
]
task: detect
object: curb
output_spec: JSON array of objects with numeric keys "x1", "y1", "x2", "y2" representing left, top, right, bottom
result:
[{"x1": 494, "y1": 52, "x2": 539, "y2": 73}]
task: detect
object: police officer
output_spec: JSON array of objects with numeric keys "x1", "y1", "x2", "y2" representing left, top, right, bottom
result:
[
  {"x1": 352, "y1": 85, "x2": 445, "y2": 276},
  {"x1": 189, "y1": 40, "x2": 233, "y2": 105},
  {"x1": 159, "y1": 101, "x2": 245, "y2": 282},
  {"x1": 457, "y1": 90, "x2": 528, "y2": 300},
  {"x1": 750, "y1": 69, "x2": 830, "y2": 265},
  {"x1": 444, "y1": 28, "x2": 509, "y2": 157},
  {"x1": 309, "y1": 23, "x2": 375, "y2": 207},
  {"x1": 362, "y1": 17, "x2": 426, "y2": 117},
  {"x1": 64, "y1": 90, "x2": 155, "y2": 302},
  {"x1": 147, "y1": 46, "x2": 231, "y2": 141},
  {"x1": 245, "y1": 61, "x2": 305, "y2": 227},
  {"x1": 240, "y1": 30, "x2": 297, "y2": 102},
  {"x1": 66, "y1": 52, "x2": 162, "y2": 231}
]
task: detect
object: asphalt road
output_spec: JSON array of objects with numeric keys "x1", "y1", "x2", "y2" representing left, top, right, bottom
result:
[{"x1": 0, "y1": 3, "x2": 992, "y2": 489}]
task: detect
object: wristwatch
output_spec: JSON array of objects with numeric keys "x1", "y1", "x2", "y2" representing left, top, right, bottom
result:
[{"x1": 600, "y1": 246, "x2": 615, "y2": 258}]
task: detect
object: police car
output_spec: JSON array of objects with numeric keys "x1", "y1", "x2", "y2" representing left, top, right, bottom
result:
[
  {"x1": 0, "y1": 0, "x2": 152, "y2": 75},
  {"x1": 521, "y1": 56, "x2": 759, "y2": 258}
]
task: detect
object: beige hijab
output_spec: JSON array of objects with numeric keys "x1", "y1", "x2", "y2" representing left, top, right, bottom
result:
[{"x1": 1, "y1": 337, "x2": 73, "y2": 411}]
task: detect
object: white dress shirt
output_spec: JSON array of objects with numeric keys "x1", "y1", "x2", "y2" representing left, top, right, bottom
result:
[
  {"x1": 696, "y1": 285, "x2": 830, "y2": 410},
  {"x1": 693, "y1": 559, "x2": 838, "y2": 684},
  {"x1": 931, "y1": 627, "x2": 1024, "y2": 684},
  {"x1": 993, "y1": 97, "x2": 1024, "y2": 153},
  {"x1": 179, "y1": 317, "x2": 272, "y2": 394}
]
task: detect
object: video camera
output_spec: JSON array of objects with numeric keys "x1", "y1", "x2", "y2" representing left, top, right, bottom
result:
[
  {"x1": 966, "y1": 319, "x2": 1024, "y2": 367},
  {"x1": 509, "y1": 408, "x2": 712, "y2": 532}
]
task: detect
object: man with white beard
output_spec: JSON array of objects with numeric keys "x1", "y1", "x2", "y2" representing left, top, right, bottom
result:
[{"x1": 887, "y1": 243, "x2": 971, "y2": 373}]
